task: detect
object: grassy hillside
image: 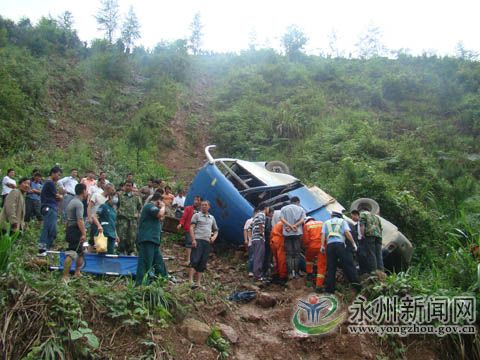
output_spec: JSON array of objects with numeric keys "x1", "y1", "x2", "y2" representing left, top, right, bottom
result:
[
  {"x1": 0, "y1": 16, "x2": 192, "y2": 183},
  {"x1": 207, "y1": 52, "x2": 479, "y2": 257}
]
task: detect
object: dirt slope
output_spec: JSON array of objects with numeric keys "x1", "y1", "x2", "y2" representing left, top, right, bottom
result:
[
  {"x1": 160, "y1": 76, "x2": 214, "y2": 184},
  {"x1": 143, "y1": 239, "x2": 440, "y2": 360}
]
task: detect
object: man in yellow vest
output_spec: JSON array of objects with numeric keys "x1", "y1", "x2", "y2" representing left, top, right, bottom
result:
[{"x1": 320, "y1": 211, "x2": 361, "y2": 294}]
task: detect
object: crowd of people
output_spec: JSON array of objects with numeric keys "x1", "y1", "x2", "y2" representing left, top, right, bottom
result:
[
  {"x1": 0, "y1": 166, "x2": 384, "y2": 293},
  {"x1": 0, "y1": 167, "x2": 186, "y2": 285},
  {"x1": 241, "y1": 197, "x2": 385, "y2": 294}
]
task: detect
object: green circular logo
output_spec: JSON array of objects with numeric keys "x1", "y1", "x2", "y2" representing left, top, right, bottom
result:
[{"x1": 292, "y1": 294, "x2": 346, "y2": 335}]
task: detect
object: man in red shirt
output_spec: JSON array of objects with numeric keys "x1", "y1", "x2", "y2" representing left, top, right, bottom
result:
[{"x1": 177, "y1": 195, "x2": 202, "y2": 265}]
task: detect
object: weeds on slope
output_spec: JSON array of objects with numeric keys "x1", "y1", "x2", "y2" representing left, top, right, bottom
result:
[{"x1": 362, "y1": 219, "x2": 480, "y2": 360}]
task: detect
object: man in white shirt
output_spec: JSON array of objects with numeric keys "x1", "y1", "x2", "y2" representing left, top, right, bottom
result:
[
  {"x1": 2, "y1": 169, "x2": 16, "y2": 207},
  {"x1": 89, "y1": 182, "x2": 104, "y2": 197},
  {"x1": 58, "y1": 169, "x2": 79, "y2": 222},
  {"x1": 173, "y1": 190, "x2": 186, "y2": 209}
]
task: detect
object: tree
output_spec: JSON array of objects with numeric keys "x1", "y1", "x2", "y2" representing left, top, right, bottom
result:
[
  {"x1": 248, "y1": 28, "x2": 258, "y2": 51},
  {"x1": 327, "y1": 29, "x2": 343, "y2": 58},
  {"x1": 95, "y1": 0, "x2": 119, "y2": 44},
  {"x1": 281, "y1": 25, "x2": 308, "y2": 60},
  {"x1": 355, "y1": 24, "x2": 387, "y2": 59},
  {"x1": 455, "y1": 41, "x2": 478, "y2": 60},
  {"x1": 128, "y1": 122, "x2": 150, "y2": 172},
  {"x1": 57, "y1": 11, "x2": 74, "y2": 30},
  {"x1": 457, "y1": 94, "x2": 480, "y2": 147},
  {"x1": 55, "y1": 12, "x2": 82, "y2": 52},
  {"x1": 121, "y1": 6, "x2": 140, "y2": 53},
  {"x1": 189, "y1": 12, "x2": 203, "y2": 55},
  {"x1": 17, "y1": 17, "x2": 32, "y2": 29}
]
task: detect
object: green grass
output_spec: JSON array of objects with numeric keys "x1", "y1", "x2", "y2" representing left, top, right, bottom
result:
[
  {"x1": 0, "y1": 231, "x2": 19, "y2": 273},
  {"x1": 207, "y1": 327, "x2": 230, "y2": 359},
  {"x1": 0, "y1": 224, "x2": 182, "y2": 359}
]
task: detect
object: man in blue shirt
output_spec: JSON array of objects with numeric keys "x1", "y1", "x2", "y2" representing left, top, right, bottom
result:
[
  {"x1": 26, "y1": 172, "x2": 43, "y2": 222},
  {"x1": 38, "y1": 166, "x2": 63, "y2": 255},
  {"x1": 320, "y1": 211, "x2": 361, "y2": 294}
]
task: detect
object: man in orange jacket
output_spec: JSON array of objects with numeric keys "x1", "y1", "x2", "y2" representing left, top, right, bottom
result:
[
  {"x1": 270, "y1": 221, "x2": 287, "y2": 283},
  {"x1": 303, "y1": 217, "x2": 326, "y2": 289}
]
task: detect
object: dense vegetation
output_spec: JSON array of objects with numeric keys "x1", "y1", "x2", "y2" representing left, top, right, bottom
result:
[
  {"x1": 0, "y1": 9, "x2": 479, "y2": 359},
  {"x1": 208, "y1": 49, "x2": 480, "y2": 264},
  {"x1": 0, "y1": 14, "x2": 190, "y2": 183},
  {"x1": 206, "y1": 51, "x2": 480, "y2": 357}
]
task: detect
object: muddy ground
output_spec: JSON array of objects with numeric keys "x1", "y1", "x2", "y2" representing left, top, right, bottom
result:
[{"x1": 103, "y1": 237, "x2": 441, "y2": 360}]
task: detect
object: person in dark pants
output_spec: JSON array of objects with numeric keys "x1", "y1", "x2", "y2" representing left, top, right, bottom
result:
[
  {"x1": 321, "y1": 211, "x2": 361, "y2": 294},
  {"x1": 63, "y1": 183, "x2": 88, "y2": 281},
  {"x1": 349, "y1": 210, "x2": 369, "y2": 275},
  {"x1": 262, "y1": 207, "x2": 273, "y2": 277},
  {"x1": 92, "y1": 195, "x2": 119, "y2": 254},
  {"x1": 359, "y1": 206, "x2": 384, "y2": 273},
  {"x1": 25, "y1": 172, "x2": 43, "y2": 222},
  {"x1": 135, "y1": 193, "x2": 167, "y2": 286},
  {"x1": 177, "y1": 195, "x2": 202, "y2": 265},
  {"x1": 243, "y1": 213, "x2": 255, "y2": 277},
  {"x1": 280, "y1": 197, "x2": 306, "y2": 279},
  {"x1": 38, "y1": 167, "x2": 63, "y2": 255},
  {"x1": 188, "y1": 200, "x2": 218, "y2": 289},
  {"x1": 250, "y1": 204, "x2": 268, "y2": 281}
]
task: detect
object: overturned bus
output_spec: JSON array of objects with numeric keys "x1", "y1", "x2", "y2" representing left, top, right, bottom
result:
[{"x1": 186, "y1": 145, "x2": 413, "y2": 271}]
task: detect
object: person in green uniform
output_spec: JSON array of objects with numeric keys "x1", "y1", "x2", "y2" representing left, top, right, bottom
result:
[
  {"x1": 117, "y1": 181, "x2": 143, "y2": 255},
  {"x1": 359, "y1": 206, "x2": 384, "y2": 273},
  {"x1": 135, "y1": 193, "x2": 167, "y2": 286},
  {"x1": 92, "y1": 195, "x2": 119, "y2": 254}
]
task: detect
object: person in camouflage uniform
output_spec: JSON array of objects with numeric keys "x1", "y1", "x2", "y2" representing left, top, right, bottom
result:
[
  {"x1": 117, "y1": 181, "x2": 143, "y2": 255},
  {"x1": 359, "y1": 206, "x2": 383, "y2": 273}
]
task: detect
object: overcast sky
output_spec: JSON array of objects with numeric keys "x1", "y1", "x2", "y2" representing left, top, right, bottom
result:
[{"x1": 1, "y1": 0, "x2": 479, "y2": 56}]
